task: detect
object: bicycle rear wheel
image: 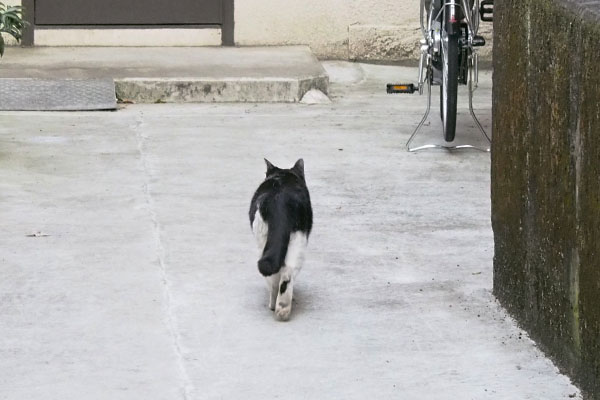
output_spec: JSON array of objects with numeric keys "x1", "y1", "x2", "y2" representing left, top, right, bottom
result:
[{"x1": 440, "y1": 32, "x2": 459, "y2": 142}]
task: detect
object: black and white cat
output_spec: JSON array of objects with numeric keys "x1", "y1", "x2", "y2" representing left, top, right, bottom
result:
[{"x1": 249, "y1": 159, "x2": 313, "y2": 321}]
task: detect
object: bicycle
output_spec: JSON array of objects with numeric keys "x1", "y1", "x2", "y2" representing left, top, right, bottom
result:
[{"x1": 387, "y1": 0, "x2": 494, "y2": 151}]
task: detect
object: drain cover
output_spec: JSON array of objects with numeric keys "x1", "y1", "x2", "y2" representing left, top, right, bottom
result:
[{"x1": 0, "y1": 78, "x2": 117, "y2": 111}]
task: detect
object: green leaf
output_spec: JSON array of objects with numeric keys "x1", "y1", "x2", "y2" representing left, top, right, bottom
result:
[
  {"x1": 0, "y1": 34, "x2": 5, "y2": 58},
  {"x1": 0, "y1": 3, "x2": 26, "y2": 44}
]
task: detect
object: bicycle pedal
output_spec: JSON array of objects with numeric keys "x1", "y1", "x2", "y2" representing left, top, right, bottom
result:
[
  {"x1": 480, "y1": 0, "x2": 493, "y2": 22},
  {"x1": 386, "y1": 83, "x2": 417, "y2": 94},
  {"x1": 472, "y1": 35, "x2": 486, "y2": 47}
]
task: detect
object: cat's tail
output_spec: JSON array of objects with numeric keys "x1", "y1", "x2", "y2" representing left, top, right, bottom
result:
[
  {"x1": 257, "y1": 222, "x2": 290, "y2": 277},
  {"x1": 257, "y1": 257, "x2": 279, "y2": 277}
]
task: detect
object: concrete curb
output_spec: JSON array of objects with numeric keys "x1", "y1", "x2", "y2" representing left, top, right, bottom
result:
[
  {"x1": 0, "y1": 46, "x2": 330, "y2": 104},
  {"x1": 115, "y1": 75, "x2": 329, "y2": 103}
]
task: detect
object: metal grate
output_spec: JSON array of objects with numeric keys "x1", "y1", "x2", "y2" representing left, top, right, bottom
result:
[{"x1": 0, "y1": 78, "x2": 116, "y2": 111}]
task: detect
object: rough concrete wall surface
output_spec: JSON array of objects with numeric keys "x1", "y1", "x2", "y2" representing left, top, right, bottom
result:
[
  {"x1": 491, "y1": 0, "x2": 600, "y2": 397},
  {"x1": 235, "y1": 0, "x2": 493, "y2": 61}
]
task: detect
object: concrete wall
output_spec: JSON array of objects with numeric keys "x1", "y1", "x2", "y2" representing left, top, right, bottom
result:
[
  {"x1": 235, "y1": 0, "x2": 493, "y2": 61},
  {"x1": 491, "y1": 0, "x2": 600, "y2": 398},
  {"x1": 33, "y1": 29, "x2": 221, "y2": 47}
]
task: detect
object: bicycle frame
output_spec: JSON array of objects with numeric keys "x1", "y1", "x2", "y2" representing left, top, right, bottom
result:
[
  {"x1": 421, "y1": 0, "x2": 480, "y2": 36},
  {"x1": 418, "y1": 0, "x2": 480, "y2": 87},
  {"x1": 407, "y1": 0, "x2": 491, "y2": 152}
]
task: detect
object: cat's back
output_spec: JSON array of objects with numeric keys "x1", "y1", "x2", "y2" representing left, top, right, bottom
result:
[{"x1": 250, "y1": 171, "x2": 312, "y2": 234}]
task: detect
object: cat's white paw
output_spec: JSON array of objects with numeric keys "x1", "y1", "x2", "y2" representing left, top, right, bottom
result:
[{"x1": 274, "y1": 302, "x2": 292, "y2": 321}]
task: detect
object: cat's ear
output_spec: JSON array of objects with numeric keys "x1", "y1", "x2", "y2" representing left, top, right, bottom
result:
[
  {"x1": 292, "y1": 158, "x2": 305, "y2": 178},
  {"x1": 264, "y1": 158, "x2": 277, "y2": 175}
]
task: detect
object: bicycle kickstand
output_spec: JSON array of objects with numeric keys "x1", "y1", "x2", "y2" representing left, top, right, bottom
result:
[
  {"x1": 467, "y1": 56, "x2": 492, "y2": 151},
  {"x1": 390, "y1": 60, "x2": 492, "y2": 152},
  {"x1": 404, "y1": 74, "x2": 434, "y2": 152}
]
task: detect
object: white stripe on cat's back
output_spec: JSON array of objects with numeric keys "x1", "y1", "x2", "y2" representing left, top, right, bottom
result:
[
  {"x1": 285, "y1": 231, "x2": 308, "y2": 276},
  {"x1": 252, "y1": 210, "x2": 268, "y2": 251}
]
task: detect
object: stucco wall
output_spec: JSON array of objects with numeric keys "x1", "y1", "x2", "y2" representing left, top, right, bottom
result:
[
  {"x1": 491, "y1": 0, "x2": 600, "y2": 398},
  {"x1": 235, "y1": 0, "x2": 493, "y2": 61},
  {"x1": 4, "y1": 0, "x2": 493, "y2": 61}
]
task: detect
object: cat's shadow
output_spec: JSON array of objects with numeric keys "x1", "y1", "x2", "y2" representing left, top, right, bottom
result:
[{"x1": 288, "y1": 286, "x2": 309, "y2": 318}]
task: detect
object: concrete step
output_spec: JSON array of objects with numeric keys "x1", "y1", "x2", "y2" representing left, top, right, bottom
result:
[{"x1": 0, "y1": 46, "x2": 329, "y2": 103}]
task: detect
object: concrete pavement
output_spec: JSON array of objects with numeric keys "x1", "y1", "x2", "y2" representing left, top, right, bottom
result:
[{"x1": 0, "y1": 62, "x2": 581, "y2": 399}]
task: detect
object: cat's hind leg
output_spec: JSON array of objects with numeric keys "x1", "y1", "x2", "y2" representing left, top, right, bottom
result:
[
  {"x1": 274, "y1": 231, "x2": 307, "y2": 321},
  {"x1": 275, "y1": 267, "x2": 294, "y2": 321},
  {"x1": 265, "y1": 274, "x2": 279, "y2": 311},
  {"x1": 254, "y1": 210, "x2": 278, "y2": 310}
]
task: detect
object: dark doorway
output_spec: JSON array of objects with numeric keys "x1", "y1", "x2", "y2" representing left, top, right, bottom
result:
[
  {"x1": 22, "y1": 0, "x2": 234, "y2": 45},
  {"x1": 34, "y1": 0, "x2": 222, "y2": 25}
]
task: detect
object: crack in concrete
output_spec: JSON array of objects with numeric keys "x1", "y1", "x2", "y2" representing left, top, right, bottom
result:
[{"x1": 132, "y1": 113, "x2": 193, "y2": 400}]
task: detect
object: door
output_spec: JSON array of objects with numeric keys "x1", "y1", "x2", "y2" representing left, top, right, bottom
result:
[{"x1": 34, "y1": 0, "x2": 222, "y2": 25}]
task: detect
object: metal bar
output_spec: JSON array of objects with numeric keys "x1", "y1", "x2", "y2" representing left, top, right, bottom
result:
[
  {"x1": 222, "y1": 0, "x2": 235, "y2": 46},
  {"x1": 406, "y1": 67, "x2": 432, "y2": 151},
  {"x1": 420, "y1": 0, "x2": 427, "y2": 38},
  {"x1": 468, "y1": 58, "x2": 492, "y2": 145},
  {"x1": 461, "y1": 0, "x2": 473, "y2": 32},
  {"x1": 409, "y1": 144, "x2": 490, "y2": 151},
  {"x1": 21, "y1": 0, "x2": 34, "y2": 46}
]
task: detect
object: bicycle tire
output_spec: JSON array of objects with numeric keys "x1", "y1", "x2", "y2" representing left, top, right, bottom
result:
[{"x1": 440, "y1": 33, "x2": 459, "y2": 142}]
